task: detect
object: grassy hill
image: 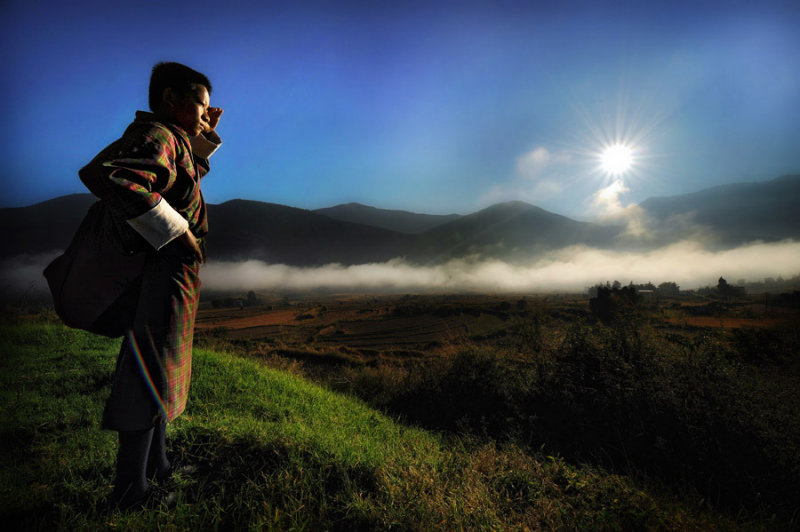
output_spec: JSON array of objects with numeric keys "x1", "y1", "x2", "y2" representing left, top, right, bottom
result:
[{"x1": 0, "y1": 314, "x2": 782, "y2": 530}]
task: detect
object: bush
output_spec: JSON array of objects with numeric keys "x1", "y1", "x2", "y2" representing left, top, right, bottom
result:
[{"x1": 358, "y1": 318, "x2": 800, "y2": 519}]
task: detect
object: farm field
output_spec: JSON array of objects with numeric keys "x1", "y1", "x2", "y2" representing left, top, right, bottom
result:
[
  {"x1": 197, "y1": 294, "x2": 521, "y2": 352},
  {"x1": 196, "y1": 292, "x2": 799, "y2": 356}
]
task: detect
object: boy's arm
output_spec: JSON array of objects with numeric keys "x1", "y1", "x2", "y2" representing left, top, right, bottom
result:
[
  {"x1": 80, "y1": 124, "x2": 188, "y2": 251},
  {"x1": 191, "y1": 106, "x2": 223, "y2": 177},
  {"x1": 190, "y1": 130, "x2": 221, "y2": 179},
  {"x1": 190, "y1": 129, "x2": 222, "y2": 159}
]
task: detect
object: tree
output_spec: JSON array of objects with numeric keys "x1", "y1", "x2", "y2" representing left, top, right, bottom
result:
[
  {"x1": 589, "y1": 283, "x2": 641, "y2": 324},
  {"x1": 717, "y1": 277, "x2": 745, "y2": 299},
  {"x1": 246, "y1": 290, "x2": 259, "y2": 307},
  {"x1": 657, "y1": 282, "x2": 680, "y2": 296}
]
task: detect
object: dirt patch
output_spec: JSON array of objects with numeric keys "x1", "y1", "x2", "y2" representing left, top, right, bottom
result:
[
  {"x1": 196, "y1": 309, "x2": 300, "y2": 330},
  {"x1": 664, "y1": 316, "x2": 789, "y2": 329}
]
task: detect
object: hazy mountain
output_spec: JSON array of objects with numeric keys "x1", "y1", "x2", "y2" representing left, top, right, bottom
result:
[
  {"x1": 2, "y1": 175, "x2": 798, "y2": 265},
  {"x1": 410, "y1": 201, "x2": 621, "y2": 263},
  {"x1": 0, "y1": 195, "x2": 412, "y2": 265},
  {"x1": 0, "y1": 194, "x2": 96, "y2": 257},
  {"x1": 638, "y1": 174, "x2": 800, "y2": 245},
  {"x1": 315, "y1": 202, "x2": 461, "y2": 234},
  {"x1": 205, "y1": 200, "x2": 412, "y2": 265}
]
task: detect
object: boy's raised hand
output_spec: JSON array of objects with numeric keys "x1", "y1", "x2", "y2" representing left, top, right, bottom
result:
[{"x1": 204, "y1": 107, "x2": 223, "y2": 133}]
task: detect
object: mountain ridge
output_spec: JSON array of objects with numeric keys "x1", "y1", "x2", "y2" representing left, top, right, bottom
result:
[
  {"x1": 314, "y1": 202, "x2": 461, "y2": 234},
  {"x1": 638, "y1": 174, "x2": 800, "y2": 245},
  {"x1": 2, "y1": 174, "x2": 798, "y2": 265}
]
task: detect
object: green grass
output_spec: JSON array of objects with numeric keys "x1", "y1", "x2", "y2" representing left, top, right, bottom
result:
[{"x1": 0, "y1": 316, "x2": 762, "y2": 530}]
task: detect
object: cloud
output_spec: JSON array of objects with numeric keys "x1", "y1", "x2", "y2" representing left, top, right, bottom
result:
[
  {"x1": 483, "y1": 146, "x2": 575, "y2": 207},
  {"x1": 0, "y1": 253, "x2": 58, "y2": 301},
  {"x1": 516, "y1": 146, "x2": 552, "y2": 179},
  {"x1": 591, "y1": 179, "x2": 629, "y2": 216},
  {"x1": 198, "y1": 240, "x2": 800, "y2": 293},
  {"x1": 515, "y1": 146, "x2": 573, "y2": 180},
  {"x1": 4, "y1": 241, "x2": 799, "y2": 300},
  {"x1": 587, "y1": 180, "x2": 713, "y2": 243}
]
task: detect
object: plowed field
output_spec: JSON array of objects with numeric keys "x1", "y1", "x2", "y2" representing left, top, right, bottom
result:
[
  {"x1": 196, "y1": 295, "x2": 516, "y2": 352},
  {"x1": 196, "y1": 293, "x2": 799, "y2": 357}
]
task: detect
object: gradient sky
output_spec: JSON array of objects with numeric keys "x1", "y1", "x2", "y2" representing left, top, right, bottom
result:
[{"x1": 2, "y1": 0, "x2": 799, "y2": 219}]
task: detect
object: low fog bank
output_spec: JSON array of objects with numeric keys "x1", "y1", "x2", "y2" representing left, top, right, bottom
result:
[
  {"x1": 0, "y1": 252, "x2": 59, "y2": 301},
  {"x1": 3, "y1": 240, "x2": 799, "y2": 300},
  {"x1": 200, "y1": 240, "x2": 800, "y2": 294}
]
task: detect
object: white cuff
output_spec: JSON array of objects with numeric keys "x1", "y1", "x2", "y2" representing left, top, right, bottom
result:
[
  {"x1": 126, "y1": 199, "x2": 189, "y2": 250},
  {"x1": 190, "y1": 131, "x2": 222, "y2": 158}
]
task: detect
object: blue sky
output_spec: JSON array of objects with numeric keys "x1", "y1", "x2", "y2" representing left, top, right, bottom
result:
[{"x1": 2, "y1": 0, "x2": 799, "y2": 218}]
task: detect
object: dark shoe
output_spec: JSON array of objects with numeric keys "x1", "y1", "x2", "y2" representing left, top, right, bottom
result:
[
  {"x1": 108, "y1": 485, "x2": 179, "y2": 513},
  {"x1": 108, "y1": 483, "x2": 152, "y2": 513},
  {"x1": 151, "y1": 485, "x2": 179, "y2": 509},
  {"x1": 151, "y1": 460, "x2": 199, "y2": 483}
]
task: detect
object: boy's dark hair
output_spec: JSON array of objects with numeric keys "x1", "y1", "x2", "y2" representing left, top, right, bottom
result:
[{"x1": 148, "y1": 62, "x2": 212, "y2": 111}]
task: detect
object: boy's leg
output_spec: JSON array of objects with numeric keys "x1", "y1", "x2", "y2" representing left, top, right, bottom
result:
[
  {"x1": 148, "y1": 417, "x2": 171, "y2": 480},
  {"x1": 111, "y1": 425, "x2": 155, "y2": 508}
]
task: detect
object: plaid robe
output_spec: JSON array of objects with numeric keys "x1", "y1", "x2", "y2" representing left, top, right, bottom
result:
[
  {"x1": 81, "y1": 112, "x2": 216, "y2": 430},
  {"x1": 80, "y1": 111, "x2": 210, "y2": 244},
  {"x1": 101, "y1": 243, "x2": 200, "y2": 430}
]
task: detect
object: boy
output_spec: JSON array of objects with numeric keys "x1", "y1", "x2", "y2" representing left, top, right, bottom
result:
[{"x1": 79, "y1": 62, "x2": 223, "y2": 510}]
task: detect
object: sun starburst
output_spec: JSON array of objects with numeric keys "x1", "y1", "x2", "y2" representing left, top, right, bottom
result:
[{"x1": 600, "y1": 143, "x2": 634, "y2": 175}]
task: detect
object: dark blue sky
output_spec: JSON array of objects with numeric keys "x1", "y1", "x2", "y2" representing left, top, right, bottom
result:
[{"x1": 2, "y1": 0, "x2": 799, "y2": 218}]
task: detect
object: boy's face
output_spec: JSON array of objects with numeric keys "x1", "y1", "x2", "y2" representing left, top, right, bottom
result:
[{"x1": 172, "y1": 84, "x2": 210, "y2": 136}]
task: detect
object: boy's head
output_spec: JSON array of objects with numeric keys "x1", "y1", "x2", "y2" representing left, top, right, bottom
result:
[
  {"x1": 149, "y1": 62, "x2": 213, "y2": 136},
  {"x1": 149, "y1": 62, "x2": 211, "y2": 111}
]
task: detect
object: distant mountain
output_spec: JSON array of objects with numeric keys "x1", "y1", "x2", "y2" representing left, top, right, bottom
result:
[
  {"x1": 205, "y1": 200, "x2": 413, "y2": 265},
  {"x1": 0, "y1": 194, "x2": 96, "y2": 257},
  {"x1": 315, "y1": 202, "x2": 461, "y2": 234},
  {"x1": 2, "y1": 175, "x2": 798, "y2": 266},
  {"x1": 638, "y1": 174, "x2": 800, "y2": 245},
  {"x1": 410, "y1": 201, "x2": 620, "y2": 263},
  {"x1": 0, "y1": 195, "x2": 413, "y2": 265}
]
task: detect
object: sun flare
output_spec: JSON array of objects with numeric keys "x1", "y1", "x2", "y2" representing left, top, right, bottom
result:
[{"x1": 600, "y1": 144, "x2": 634, "y2": 175}]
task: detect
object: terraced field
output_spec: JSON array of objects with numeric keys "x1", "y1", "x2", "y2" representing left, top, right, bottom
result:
[
  {"x1": 195, "y1": 292, "x2": 799, "y2": 360},
  {"x1": 196, "y1": 295, "x2": 517, "y2": 352}
]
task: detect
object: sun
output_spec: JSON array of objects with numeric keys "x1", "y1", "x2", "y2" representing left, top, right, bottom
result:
[{"x1": 599, "y1": 143, "x2": 634, "y2": 175}]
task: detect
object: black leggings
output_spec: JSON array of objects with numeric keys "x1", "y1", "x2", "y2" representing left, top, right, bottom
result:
[{"x1": 114, "y1": 418, "x2": 169, "y2": 494}]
